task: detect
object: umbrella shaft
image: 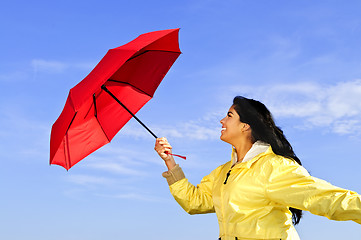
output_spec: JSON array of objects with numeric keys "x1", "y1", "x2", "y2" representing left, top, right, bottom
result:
[{"x1": 101, "y1": 85, "x2": 158, "y2": 139}]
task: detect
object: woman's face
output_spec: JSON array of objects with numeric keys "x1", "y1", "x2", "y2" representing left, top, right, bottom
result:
[{"x1": 220, "y1": 105, "x2": 247, "y2": 145}]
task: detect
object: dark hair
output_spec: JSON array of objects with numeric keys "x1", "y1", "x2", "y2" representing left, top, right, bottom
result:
[{"x1": 232, "y1": 96, "x2": 303, "y2": 225}]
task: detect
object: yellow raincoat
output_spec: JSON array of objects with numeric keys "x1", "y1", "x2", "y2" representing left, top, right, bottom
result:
[{"x1": 162, "y1": 146, "x2": 361, "y2": 240}]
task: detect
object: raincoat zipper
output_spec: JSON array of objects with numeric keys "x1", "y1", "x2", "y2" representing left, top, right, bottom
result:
[{"x1": 224, "y1": 170, "x2": 231, "y2": 184}]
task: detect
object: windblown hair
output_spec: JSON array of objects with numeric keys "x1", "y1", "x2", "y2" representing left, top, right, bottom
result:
[{"x1": 232, "y1": 96, "x2": 303, "y2": 225}]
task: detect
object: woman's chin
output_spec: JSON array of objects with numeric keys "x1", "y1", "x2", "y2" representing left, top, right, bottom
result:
[{"x1": 220, "y1": 134, "x2": 229, "y2": 143}]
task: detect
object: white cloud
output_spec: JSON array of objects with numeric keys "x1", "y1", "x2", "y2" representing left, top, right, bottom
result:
[
  {"x1": 228, "y1": 79, "x2": 361, "y2": 135},
  {"x1": 85, "y1": 160, "x2": 146, "y2": 176},
  {"x1": 120, "y1": 112, "x2": 222, "y2": 141},
  {"x1": 155, "y1": 121, "x2": 219, "y2": 140},
  {"x1": 97, "y1": 192, "x2": 167, "y2": 202},
  {"x1": 0, "y1": 71, "x2": 29, "y2": 82},
  {"x1": 30, "y1": 59, "x2": 97, "y2": 75},
  {"x1": 66, "y1": 174, "x2": 115, "y2": 186},
  {"x1": 332, "y1": 120, "x2": 361, "y2": 135},
  {"x1": 0, "y1": 59, "x2": 96, "y2": 83},
  {"x1": 267, "y1": 34, "x2": 301, "y2": 61},
  {"x1": 72, "y1": 62, "x2": 97, "y2": 71},
  {"x1": 31, "y1": 59, "x2": 68, "y2": 73},
  {"x1": 0, "y1": 108, "x2": 51, "y2": 160}
]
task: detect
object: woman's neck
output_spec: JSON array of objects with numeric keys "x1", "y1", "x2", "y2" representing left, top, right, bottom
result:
[{"x1": 234, "y1": 140, "x2": 253, "y2": 162}]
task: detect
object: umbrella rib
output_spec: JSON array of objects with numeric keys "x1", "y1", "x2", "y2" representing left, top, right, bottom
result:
[
  {"x1": 64, "y1": 134, "x2": 71, "y2": 170},
  {"x1": 125, "y1": 49, "x2": 181, "y2": 62},
  {"x1": 95, "y1": 117, "x2": 111, "y2": 143},
  {"x1": 66, "y1": 112, "x2": 77, "y2": 133},
  {"x1": 93, "y1": 93, "x2": 111, "y2": 143},
  {"x1": 107, "y1": 79, "x2": 152, "y2": 98},
  {"x1": 93, "y1": 94, "x2": 98, "y2": 117}
]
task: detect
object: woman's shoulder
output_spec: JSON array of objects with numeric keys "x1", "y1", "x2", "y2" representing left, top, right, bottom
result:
[
  {"x1": 259, "y1": 148, "x2": 299, "y2": 166},
  {"x1": 259, "y1": 151, "x2": 310, "y2": 178}
]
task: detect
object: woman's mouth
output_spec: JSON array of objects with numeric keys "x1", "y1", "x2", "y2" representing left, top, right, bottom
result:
[{"x1": 221, "y1": 127, "x2": 226, "y2": 133}]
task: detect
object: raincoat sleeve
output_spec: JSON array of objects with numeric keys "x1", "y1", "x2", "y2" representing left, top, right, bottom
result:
[
  {"x1": 162, "y1": 164, "x2": 217, "y2": 215},
  {"x1": 265, "y1": 157, "x2": 361, "y2": 224}
]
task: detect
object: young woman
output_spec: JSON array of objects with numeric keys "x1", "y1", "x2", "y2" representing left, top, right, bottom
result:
[{"x1": 154, "y1": 96, "x2": 361, "y2": 240}]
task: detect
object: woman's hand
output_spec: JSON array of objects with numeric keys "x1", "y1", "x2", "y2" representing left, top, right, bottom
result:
[{"x1": 155, "y1": 137, "x2": 176, "y2": 170}]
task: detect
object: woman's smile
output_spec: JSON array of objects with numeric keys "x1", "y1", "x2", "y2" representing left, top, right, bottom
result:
[{"x1": 220, "y1": 106, "x2": 243, "y2": 143}]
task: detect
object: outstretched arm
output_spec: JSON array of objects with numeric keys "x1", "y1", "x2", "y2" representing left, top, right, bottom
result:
[{"x1": 266, "y1": 157, "x2": 361, "y2": 224}]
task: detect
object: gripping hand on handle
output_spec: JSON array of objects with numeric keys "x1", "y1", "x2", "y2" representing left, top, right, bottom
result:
[{"x1": 155, "y1": 137, "x2": 176, "y2": 170}]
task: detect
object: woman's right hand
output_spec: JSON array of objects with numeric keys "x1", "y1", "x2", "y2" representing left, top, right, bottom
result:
[{"x1": 155, "y1": 137, "x2": 176, "y2": 170}]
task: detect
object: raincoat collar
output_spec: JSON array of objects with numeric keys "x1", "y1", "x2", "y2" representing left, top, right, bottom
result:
[{"x1": 231, "y1": 141, "x2": 271, "y2": 168}]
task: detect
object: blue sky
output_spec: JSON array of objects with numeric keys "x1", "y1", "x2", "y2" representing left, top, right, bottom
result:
[{"x1": 1, "y1": 1, "x2": 361, "y2": 239}]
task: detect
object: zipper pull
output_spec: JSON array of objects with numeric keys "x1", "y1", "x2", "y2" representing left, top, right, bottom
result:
[{"x1": 224, "y1": 170, "x2": 231, "y2": 184}]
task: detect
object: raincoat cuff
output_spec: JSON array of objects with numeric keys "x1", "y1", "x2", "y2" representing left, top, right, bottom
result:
[{"x1": 162, "y1": 164, "x2": 185, "y2": 185}]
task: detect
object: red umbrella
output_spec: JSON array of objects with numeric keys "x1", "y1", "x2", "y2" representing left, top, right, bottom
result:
[{"x1": 50, "y1": 28, "x2": 182, "y2": 170}]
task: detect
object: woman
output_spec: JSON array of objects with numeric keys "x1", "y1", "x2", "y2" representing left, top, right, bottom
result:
[{"x1": 154, "y1": 96, "x2": 361, "y2": 240}]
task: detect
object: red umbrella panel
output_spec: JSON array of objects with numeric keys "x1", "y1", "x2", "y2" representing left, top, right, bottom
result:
[{"x1": 50, "y1": 29, "x2": 181, "y2": 170}]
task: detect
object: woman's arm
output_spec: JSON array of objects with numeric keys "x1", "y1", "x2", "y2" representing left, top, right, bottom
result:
[
  {"x1": 167, "y1": 171, "x2": 216, "y2": 214},
  {"x1": 265, "y1": 157, "x2": 361, "y2": 224},
  {"x1": 155, "y1": 138, "x2": 215, "y2": 214}
]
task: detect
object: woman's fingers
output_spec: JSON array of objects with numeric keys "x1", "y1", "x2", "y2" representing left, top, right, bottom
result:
[
  {"x1": 155, "y1": 137, "x2": 174, "y2": 161},
  {"x1": 155, "y1": 138, "x2": 172, "y2": 151},
  {"x1": 155, "y1": 137, "x2": 177, "y2": 170}
]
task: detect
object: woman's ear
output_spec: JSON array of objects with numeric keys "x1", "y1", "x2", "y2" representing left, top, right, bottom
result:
[{"x1": 242, "y1": 123, "x2": 251, "y2": 132}]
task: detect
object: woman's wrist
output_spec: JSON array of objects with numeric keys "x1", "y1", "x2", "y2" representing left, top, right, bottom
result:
[
  {"x1": 165, "y1": 159, "x2": 176, "y2": 170},
  {"x1": 162, "y1": 164, "x2": 185, "y2": 185}
]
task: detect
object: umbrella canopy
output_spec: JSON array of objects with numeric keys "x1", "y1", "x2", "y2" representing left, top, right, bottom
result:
[{"x1": 50, "y1": 28, "x2": 181, "y2": 170}]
